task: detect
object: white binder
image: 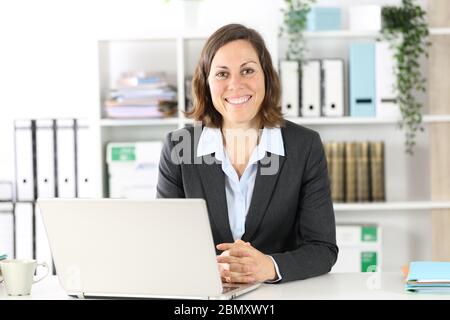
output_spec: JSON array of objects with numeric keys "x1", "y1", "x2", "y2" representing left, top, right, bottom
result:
[
  {"x1": 76, "y1": 119, "x2": 94, "y2": 198},
  {"x1": 376, "y1": 42, "x2": 400, "y2": 119},
  {"x1": 280, "y1": 60, "x2": 300, "y2": 117},
  {"x1": 14, "y1": 120, "x2": 35, "y2": 201},
  {"x1": 322, "y1": 59, "x2": 344, "y2": 117},
  {"x1": 36, "y1": 119, "x2": 56, "y2": 199},
  {"x1": 56, "y1": 119, "x2": 76, "y2": 198},
  {"x1": 35, "y1": 204, "x2": 54, "y2": 275},
  {"x1": 0, "y1": 206, "x2": 14, "y2": 259},
  {"x1": 301, "y1": 60, "x2": 321, "y2": 117},
  {"x1": 14, "y1": 203, "x2": 34, "y2": 259}
]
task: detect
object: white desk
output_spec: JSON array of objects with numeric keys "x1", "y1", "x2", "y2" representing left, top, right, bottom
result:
[{"x1": 1, "y1": 273, "x2": 450, "y2": 300}]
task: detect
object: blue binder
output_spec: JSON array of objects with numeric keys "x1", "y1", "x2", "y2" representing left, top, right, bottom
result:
[{"x1": 349, "y1": 42, "x2": 376, "y2": 117}]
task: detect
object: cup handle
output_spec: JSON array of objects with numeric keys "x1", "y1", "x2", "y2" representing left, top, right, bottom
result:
[{"x1": 33, "y1": 262, "x2": 49, "y2": 284}]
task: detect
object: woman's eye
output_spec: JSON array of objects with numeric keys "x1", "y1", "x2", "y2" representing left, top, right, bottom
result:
[
  {"x1": 216, "y1": 72, "x2": 228, "y2": 79},
  {"x1": 242, "y1": 68, "x2": 255, "y2": 75}
]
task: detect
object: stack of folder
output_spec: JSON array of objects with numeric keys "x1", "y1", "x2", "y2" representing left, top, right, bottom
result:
[{"x1": 406, "y1": 261, "x2": 450, "y2": 293}]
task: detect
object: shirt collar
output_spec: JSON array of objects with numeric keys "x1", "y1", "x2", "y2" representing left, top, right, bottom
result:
[{"x1": 196, "y1": 126, "x2": 285, "y2": 161}]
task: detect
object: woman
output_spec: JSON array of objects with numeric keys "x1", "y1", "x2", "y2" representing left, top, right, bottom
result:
[{"x1": 157, "y1": 23, "x2": 338, "y2": 284}]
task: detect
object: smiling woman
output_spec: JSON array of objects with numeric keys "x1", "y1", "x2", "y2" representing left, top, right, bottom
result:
[
  {"x1": 187, "y1": 24, "x2": 283, "y2": 129},
  {"x1": 208, "y1": 40, "x2": 265, "y2": 131},
  {"x1": 157, "y1": 23, "x2": 338, "y2": 284}
]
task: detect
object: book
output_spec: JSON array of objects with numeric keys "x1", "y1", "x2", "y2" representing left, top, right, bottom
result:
[
  {"x1": 356, "y1": 142, "x2": 370, "y2": 202},
  {"x1": 345, "y1": 142, "x2": 357, "y2": 202},
  {"x1": 370, "y1": 141, "x2": 385, "y2": 201}
]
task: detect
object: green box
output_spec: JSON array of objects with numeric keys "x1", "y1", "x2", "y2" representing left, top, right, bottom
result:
[
  {"x1": 111, "y1": 146, "x2": 136, "y2": 161},
  {"x1": 361, "y1": 252, "x2": 377, "y2": 272},
  {"x1": 361, "y1": 226, "x2": 378, "y2": 242}
]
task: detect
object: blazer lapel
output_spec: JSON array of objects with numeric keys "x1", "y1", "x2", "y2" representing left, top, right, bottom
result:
[
  {"x1": 197, "y1": 155, "x2": 234, "y2": 244},
  {"x1": 242, "y1": 152, "x2": 286, "y2": 242}
]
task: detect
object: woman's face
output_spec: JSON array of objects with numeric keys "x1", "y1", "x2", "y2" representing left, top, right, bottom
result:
[{"x1": 208, "y1": 39, "x2": 265, "y2": 129}]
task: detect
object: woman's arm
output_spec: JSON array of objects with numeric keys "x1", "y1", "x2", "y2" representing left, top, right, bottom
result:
[
  {"x1": 156, "y1": 132, "x2": 185, "y2": 198},
  {"x1": 270, "y1": 131, "x2": 338, "y2": 282}
]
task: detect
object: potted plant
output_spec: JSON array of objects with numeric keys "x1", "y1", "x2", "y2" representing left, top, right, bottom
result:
[
  {"x1": 379, "y1": 0, "x2": 431, "y2": 155},
  {"x1": 279, "y1": 0, "x2": 316, "y2": 62}
]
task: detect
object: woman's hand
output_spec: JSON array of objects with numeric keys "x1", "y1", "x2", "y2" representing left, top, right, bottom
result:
[{"x1": 216, "y1": 240, "x2": 277, "y2": 283}]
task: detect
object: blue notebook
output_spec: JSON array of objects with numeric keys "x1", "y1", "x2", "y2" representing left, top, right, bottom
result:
[
  {"x1": 407, "y1": 261, "x2": 450, "y2": 282},
  {"x1": 406, "y1": 261, "x2": 450, "y2": 293}
]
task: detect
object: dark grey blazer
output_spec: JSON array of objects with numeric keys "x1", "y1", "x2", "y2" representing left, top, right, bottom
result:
[{"x1": 157, "y1": 120, "x2": 338, "y2": 283}]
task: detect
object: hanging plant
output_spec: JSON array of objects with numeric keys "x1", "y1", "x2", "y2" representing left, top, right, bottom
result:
[
  {"x1": 379, "y1": 0, "x2": 431, "y2": 155},
  {"x1": 279, "y1": 0, "x2": 316, "y2": 62}
]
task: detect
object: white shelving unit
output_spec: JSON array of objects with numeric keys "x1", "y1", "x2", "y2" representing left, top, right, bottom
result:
[{"x1": 93, "y1": 0, "x2": 448, "y2": 272}]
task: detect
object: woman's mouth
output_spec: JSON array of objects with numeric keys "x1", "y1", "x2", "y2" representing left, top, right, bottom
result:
[{"x1": 225, "y1": 95, "x2": 252, "y2": 106}]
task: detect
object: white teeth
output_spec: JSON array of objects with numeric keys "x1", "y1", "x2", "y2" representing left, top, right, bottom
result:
[{"x1": 226, "y1": 95, "x2": 251, "y2": 105}]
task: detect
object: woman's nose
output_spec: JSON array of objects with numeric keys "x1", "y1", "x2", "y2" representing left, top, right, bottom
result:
[{"x1": 227, "y1": 73, "x2": 245, "y2": 90}]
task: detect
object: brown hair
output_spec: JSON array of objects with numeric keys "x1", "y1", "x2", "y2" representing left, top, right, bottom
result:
[{"x1": 186, "y1": 23, "x2": 284, "y2": 128}]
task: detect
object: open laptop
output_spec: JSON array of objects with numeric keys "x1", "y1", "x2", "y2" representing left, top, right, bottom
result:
[{"x1": 37, "y1": 198, "x2": 261, "y2": 300}]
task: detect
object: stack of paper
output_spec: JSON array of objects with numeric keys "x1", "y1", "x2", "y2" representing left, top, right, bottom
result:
[
  {"x1": 406, "y1": 261, "x2": 450, "y2": 293},
  {"x1": 0, "y1": 254, "x2": 6, "y2": 281},
  {"x1": 104, "y1": 71, "x2": 177, "y2": 119}
]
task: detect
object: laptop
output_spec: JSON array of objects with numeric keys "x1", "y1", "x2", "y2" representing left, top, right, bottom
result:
[{"x1": 37, "y1": 198, "x2": 261, "y2": 300}]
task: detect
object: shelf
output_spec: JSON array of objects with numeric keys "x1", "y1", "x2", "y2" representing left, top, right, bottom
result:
[
  {"x1": 429, "y1": 28, "x2": 450, "y2": 35},
  {"x1": 98, "y1": 115, "x2": 450, "y2": 127},
  {"x1": 303, "y1": 30, "x2": 379, "y2": 38},
  {"x1": 286, "y1": 115, "x2": 450, "y2": 125},
  {"x1": 302, "y1": 28, "x2": 450, "y2": 39},
  {"x1": 100, "y1": 118, "x2": 180, "y2": 127},
  {"x1": 99, "y1": 28, "x2": 450, "y2": 43},
  {"x1": 334, "y1": 201, "x2": 450, "y2": 212}
]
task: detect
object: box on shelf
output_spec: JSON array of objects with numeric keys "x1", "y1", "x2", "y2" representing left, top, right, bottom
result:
[
  {"x1": 106, "y1": 141, "x2": 163, "y2": 199},
  {"x1": 332, "y1": 224, "x2": 382, "y2": 273},
  {"x1": 307, "y1": 7, "x2": 341, "y2": 31},
  {"x1": 349, "y1": 5, "x2": 382, "y2": 31}
]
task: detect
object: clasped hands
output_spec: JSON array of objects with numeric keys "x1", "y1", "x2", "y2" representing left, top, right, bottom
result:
[{"x1": 216, "y1": 239, "x2": 277, "y2": 284}]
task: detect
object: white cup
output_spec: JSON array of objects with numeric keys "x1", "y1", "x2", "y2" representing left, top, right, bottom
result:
[{"x1": 0, "y1": 259, "x2": 49, "y2": 296}]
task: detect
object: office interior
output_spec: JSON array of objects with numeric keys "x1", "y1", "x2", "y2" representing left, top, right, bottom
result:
[{"x1": 0, "y1": 0, "x2": 449, "y2": 289}]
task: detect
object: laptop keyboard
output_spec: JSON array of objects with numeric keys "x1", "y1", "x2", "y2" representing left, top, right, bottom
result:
[{"x1": 222, "y1": 286, "x2": 240, "y2": 294}]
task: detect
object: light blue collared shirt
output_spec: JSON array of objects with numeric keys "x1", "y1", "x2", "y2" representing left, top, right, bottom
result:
[{"x1": 197, "y1": 126, "x2": 285, "y2": 282}]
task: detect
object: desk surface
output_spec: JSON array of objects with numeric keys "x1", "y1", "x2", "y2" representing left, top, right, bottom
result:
[{"x1": 1, "y1": 273, "x2": 450, "y2": 300}]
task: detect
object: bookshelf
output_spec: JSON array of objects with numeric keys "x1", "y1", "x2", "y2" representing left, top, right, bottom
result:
[
  {"x1": 302, "y1": 27, "x2": 450, "y2": 39},
  {"x1": 92, "y1": 0, "x2": 449, "y2": 271}
]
